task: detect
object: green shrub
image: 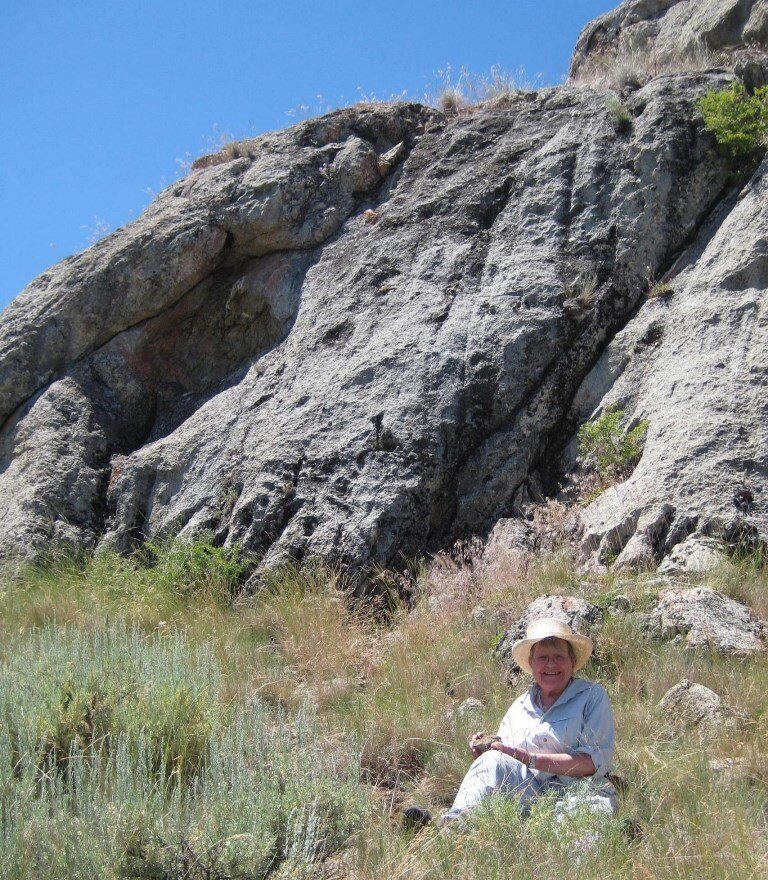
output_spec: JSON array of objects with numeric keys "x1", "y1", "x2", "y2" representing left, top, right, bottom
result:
[
  {"x1": 647, "y1": 280, "x2": 674, "y2": 300},
  {"x1": 139, "y1": 535, "x2": 245, "y2": 603},
  {"x1": 578, "y1": 406, "x2": 648, "y2": 484},
  {"x1": 698, "y1": 81, "x2": 768, "y2": 162},
  {"x1": 606, "y1": 94, "x2": 632, "y2": 133}
]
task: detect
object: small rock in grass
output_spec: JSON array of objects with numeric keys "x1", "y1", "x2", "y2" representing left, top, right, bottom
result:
[
  {"x1": 454, "y1": 697, "x2": 484, "y2": 722},
  {"x1": 660, "y1": 679, "x2": 744, "y2": 740}
]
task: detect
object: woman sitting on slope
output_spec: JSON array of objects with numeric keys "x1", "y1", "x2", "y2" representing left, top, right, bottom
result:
[{"x1": 441, "y1": 617, "x2": 616, "y2": 824}]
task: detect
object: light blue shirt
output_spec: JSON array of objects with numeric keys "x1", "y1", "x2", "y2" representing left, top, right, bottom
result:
[{"x1": 496, "y1": 677, "x2": 615, "y2": 784}]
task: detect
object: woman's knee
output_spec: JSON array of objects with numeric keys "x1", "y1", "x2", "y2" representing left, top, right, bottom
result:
[{"x1": 473, "y1": 749, "x2": 526, "y2": 786}]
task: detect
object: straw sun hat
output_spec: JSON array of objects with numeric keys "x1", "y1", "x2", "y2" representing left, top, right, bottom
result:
[{"x1": 510, "y1": 617, "x2": 594, "y2": 675}]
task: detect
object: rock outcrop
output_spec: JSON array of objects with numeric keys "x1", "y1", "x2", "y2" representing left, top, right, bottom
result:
[
  {"x1": 570, "y1": 0, "x2": 768, "y2": 87},
  {"x1": 656, "y1": 535, "x2": 728, "y2": 575},
  {"x1": 0, "y1": 0, "x2": 767, "y2": 581},
  {"x1": 572, "y1": 147, "x2": 768, "y2": 570},
  {"x1": 641, "y1": 587, "x2": 767, "y2": 653}
]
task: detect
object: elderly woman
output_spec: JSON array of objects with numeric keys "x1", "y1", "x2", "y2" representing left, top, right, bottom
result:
[{"x1": 441, "y1": 617, "x2": 616, "y2": 823}]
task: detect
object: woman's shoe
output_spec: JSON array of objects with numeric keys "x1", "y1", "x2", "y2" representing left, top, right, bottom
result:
[{"x1": 402, "y1": 805, "x2": 433, "y2": 830}]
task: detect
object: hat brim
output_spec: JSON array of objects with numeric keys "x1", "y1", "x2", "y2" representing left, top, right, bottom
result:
[{"x1": 511, "y1": 631, "x2": 593, "y2": 674}]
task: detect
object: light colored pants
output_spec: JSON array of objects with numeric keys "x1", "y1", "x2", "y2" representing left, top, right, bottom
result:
[{"x1": 450, "y1": 750, "x2": 617, "y2": 816}]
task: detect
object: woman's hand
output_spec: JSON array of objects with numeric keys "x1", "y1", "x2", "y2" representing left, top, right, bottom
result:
[
  {"x1": 488, "y1": 743, "x2": 597, "y2": 777},
  {"x1": 468, "y1": 731, "x2": 486, "y2": 758}
]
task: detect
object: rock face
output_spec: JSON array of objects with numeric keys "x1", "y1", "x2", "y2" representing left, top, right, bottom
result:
[
  {"x1": 641, "y1": 587, "x2": 767, "y2": 653},
  {"x1": 480, "y1": 518, "x2": 535, "y2": 581},
  {"x1": 570, "y1": 0, "x2": 768, "y2": 85},
  {"x1": 656, "y1": 535, "x2": 727, "y2": 575},
  {"x1": 573, "y1": 149, "x2": 768, "y2": 570},
  {"x1": 0, "y1": 1, "x2": 767, "y2": 580},
  {"x1": 659, "y1": 679, "x2": 742, "y2": 739}
]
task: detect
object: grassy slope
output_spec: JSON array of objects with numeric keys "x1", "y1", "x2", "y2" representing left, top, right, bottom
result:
[{"x1": 0, "y1": 539, "x2": 766, "y2": 879}]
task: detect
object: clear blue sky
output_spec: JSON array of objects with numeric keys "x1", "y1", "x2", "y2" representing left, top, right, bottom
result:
[{"x1": 1, "y1": 0, "x2": 616, "y2": 313}]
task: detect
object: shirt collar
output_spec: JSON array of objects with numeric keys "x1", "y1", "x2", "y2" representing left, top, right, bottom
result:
[{"x1": 528, "y1": 676, "x2": 587, "y2": 715}]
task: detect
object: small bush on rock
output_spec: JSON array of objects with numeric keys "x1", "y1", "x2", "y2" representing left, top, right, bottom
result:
[
  {"x1": 648, "y1": 280, "x2": 674, "y2": 300},
  {"x1": 606, "y1": 94, "x2": 632, "y2": 133},
  {"x1": 578, "y1": 406, "x2": 648, "y2": 485},
  {"x1": 698, "y1": 82, "x2": 768, "y2": 162}
]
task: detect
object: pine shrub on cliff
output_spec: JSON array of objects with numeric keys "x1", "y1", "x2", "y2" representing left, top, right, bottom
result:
[{"x1": 698, "y1": 81, "x2": 768, "y2": 162}]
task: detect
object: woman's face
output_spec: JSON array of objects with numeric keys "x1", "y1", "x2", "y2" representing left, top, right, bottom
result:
[{"x1": 530, "y1": 638, "x2": 575, "y2": 698}]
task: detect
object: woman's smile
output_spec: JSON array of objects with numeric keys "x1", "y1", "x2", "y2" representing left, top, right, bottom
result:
[{"x1": 530, "y1": 642, "x2": 575, "y2": 701}]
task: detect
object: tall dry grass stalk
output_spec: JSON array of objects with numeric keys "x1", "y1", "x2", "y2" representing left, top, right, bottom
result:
[
  {"x1": 427, "y1": 64, "x2": 543, "y2": 115},
  {"x1": 571, "y1": 39, "x2": 723, "y2": 92}
]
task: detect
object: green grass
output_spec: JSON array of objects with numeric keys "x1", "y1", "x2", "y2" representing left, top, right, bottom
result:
[
  {"x1": 606, "y1": 94, "x2": 632, "y2": 133},
  {"x1": 577, "y1": 406, "x2": 649, "y2": 488},
  {"x1": 647, "y1": 280, "x2": 674, "y2": 300},
  {"x1": 0, "y1": 539, "x2": 766, "y2": 878}
]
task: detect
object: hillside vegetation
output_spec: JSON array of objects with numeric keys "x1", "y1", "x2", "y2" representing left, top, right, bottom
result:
[{"x1": 1, "y1": 538, "x2": 766, "y2": 879}]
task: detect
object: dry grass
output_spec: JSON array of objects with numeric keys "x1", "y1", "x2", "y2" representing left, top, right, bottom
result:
[
  {"x1": 647, "y1": 280, "x2": 675, "y2": 300},
  {"x1": 344, "y1": 545, "x2": 768, "y2": 880},
  {"x1": 244, "y1": 564, "x2": 378, "y2": 709},
  {"x1": 428, "y1": 64, "x2": 542, "y2": 116},
  {"x1": 572, "y1": 40, "x2": 724, "y2": 92},
  {"x1": 1, "y1": 539, "x2": 767, "y2": 878}
]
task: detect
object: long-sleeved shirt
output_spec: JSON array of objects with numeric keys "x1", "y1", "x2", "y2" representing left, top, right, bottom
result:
[{"x1": 496, "y1": 677, "x2": 615, "y2": 785}]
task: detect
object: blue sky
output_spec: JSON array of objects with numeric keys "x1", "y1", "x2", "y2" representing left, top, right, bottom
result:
[{"x1": 1, "y1": 0, "x2": 616, "y2": 313}]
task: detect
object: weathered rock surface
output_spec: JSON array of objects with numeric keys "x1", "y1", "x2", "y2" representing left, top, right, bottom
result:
[
  {"x1": 0, "y1": 68, "x2": 740, "y2": 573},
  {"x1": 640, "y1": 587, "x2": 767, "y2": 652},
  {"x1": 1, "y1": 0, "x2": 767, "y2": 580},
  {"x1": 453, "y1": 697, "x2": 484, "y2": 724},
  {"x1": 573, "y1": 148, "x2": 768, "y2": 570},
  {"x1": 570, "y1": 0, "x2": 768, "y2": 85},
  {"x1": 659, "y1": 678, "x2": 743, "y2": 739},
  {"x1": 495, "y1": 595, "x2": 603, "y2": 668},
  {"x1": 656, "y1": 535, "x2": 728, "y2": 575},
  {"x1": 608, "y1": 594, "x2": 634, "y2": 613},
  {"x1": 480, "y1": 517, "x2": 535, "y2": 581}
]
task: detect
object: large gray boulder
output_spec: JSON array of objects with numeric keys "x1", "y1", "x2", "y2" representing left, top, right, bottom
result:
[
  {"x1": 0, "y1": 67, "x2": 742, "y2": 574},
  {"x1": 659, "y1": 679, "x2": 744, "y2": 739}
]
